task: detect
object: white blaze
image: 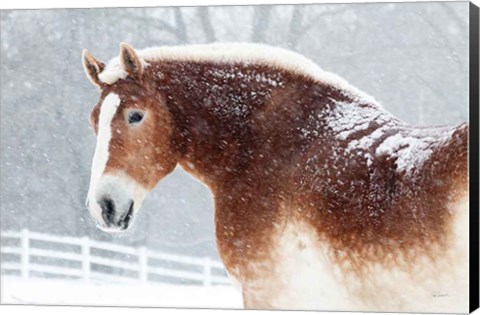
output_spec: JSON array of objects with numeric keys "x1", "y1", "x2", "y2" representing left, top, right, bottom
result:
[
  {"x1": 89, "y1": 93, "x2": 121, "y2": 188},
  {"x1": 87, "y1": 93, "x2": 121, "y2": 223}
]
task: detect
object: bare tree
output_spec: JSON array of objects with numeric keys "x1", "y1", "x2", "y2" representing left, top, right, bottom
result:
[
  {"x1": 285, "y1": 6, "x2": 346, "y2": 50},
  {"x1": 119, "y1": 7, "x2": 189, "y2": 44},
  {"x1": 197, "y1": 7, "x2": 216, "y2": 42},
  {"x1": 251, "y1": 6, "x2": 272, "y2": 42},
  {"x1": 173, "y1": 7, "x2": 188, "y2": 43},
  {"x1": 287, "y1": 6, "x2": 304, "y2": 49}
]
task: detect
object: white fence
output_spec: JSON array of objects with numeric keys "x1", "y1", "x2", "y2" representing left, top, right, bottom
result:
[{"x1": 1, "y1": 229, "x2": 231, "y2": 286}]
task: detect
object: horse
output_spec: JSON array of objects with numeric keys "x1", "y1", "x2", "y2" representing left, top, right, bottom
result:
[{"x1": 83, "y1": 42, "x2": 469, "y2": 313}]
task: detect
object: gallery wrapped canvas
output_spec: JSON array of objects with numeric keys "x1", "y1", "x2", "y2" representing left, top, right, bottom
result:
[{"x1": 1, "y1": 1, "x2": 478, "y2": 313}]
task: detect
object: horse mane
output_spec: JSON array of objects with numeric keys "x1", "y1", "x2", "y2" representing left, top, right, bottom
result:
[{"x1": 98, "y1": 43, "x2": 377, "y2": 105}]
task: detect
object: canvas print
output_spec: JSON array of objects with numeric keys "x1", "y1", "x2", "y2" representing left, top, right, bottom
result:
[{"x1": 0, "y1": 1, "x2": 477, "y2": 313}]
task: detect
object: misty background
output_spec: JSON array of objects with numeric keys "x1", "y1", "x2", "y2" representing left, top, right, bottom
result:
[{"x1": 0, "y1": 2, "x2": 469, "y2": 262}]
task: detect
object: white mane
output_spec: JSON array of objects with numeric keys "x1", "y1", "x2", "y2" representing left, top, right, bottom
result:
[{"x1": 98, "y1": 43, "x2": 377, "y2": 104}]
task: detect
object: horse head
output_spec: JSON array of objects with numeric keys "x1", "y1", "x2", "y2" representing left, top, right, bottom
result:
[{"x1": 83, "y1": 43, "x2": 179, "y2": 232}]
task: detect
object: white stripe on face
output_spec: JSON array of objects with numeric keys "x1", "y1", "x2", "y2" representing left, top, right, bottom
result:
[
  {"x1": 87, "y1": 93, "x2": 121, "y2": 215},
  {"x1": 92, "y1": 93, "x2": 121, "y2": 179}
]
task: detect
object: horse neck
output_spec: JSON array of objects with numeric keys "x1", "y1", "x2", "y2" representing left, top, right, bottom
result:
[{"x1": 150, "y1": 60, "x2": 318, "y2": 189}]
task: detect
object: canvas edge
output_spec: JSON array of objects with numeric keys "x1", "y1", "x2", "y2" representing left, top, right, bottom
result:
[{"x1": 469, "y1": 1, "x2": 480, "y2": 314}]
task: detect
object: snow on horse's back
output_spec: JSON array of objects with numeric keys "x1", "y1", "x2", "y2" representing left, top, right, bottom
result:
[{"x1": 83, "y1": 43, "x2": 469, "y2": 313}]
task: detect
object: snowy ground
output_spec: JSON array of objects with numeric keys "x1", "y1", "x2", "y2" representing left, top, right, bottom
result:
[{"x1": 1, "y1": 276, "x2": 243, "y2": 308}]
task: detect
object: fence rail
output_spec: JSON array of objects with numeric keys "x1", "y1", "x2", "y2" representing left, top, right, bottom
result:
[{"x1": 0, "y1": 229, "x2": 231, "y2": 286}]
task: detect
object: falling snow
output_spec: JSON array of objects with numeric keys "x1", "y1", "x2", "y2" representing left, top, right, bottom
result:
[{"x1": 0, "y1": 2, "x2": 469, "y2": 308}]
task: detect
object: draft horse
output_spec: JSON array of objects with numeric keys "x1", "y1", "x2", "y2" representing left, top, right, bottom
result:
[{"x1": 83, "y1": 43, "x2": 469, "y2": 312}]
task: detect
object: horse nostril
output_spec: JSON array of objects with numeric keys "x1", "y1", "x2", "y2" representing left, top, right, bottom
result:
[
  {"x1": 99, "y1": 197, "x2": 116, "y2": 226},
  {"x1": 118, "y1": 201, "x2": 134, "y2": 228}
]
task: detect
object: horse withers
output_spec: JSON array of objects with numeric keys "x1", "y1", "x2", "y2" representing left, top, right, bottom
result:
[{"x1": 83, "y1": 43, "x2": 469, "y2": 312}]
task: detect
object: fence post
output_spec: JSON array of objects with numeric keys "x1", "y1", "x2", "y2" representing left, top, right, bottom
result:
[
  {"x1": 139, "y1": 246, "x2": 148, "y2": 283},
  {"x1": 81, "y1": 236, "x2": 90, "y2": 283},
  {"x1": 20, "y1": 229, "x2": 29, "y2": 279},
  {"x1": 203, "y1": 257, "x2": 212, "y2": 286}
]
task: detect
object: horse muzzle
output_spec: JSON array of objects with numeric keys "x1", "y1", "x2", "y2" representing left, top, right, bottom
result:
[
  {"x1": 99, "y1": 196, "x2": 134, "y2": 230},
  {"x1": 86, "y1": 172, "x2": 147, "y2": 233},
  {"x1": 87, "y1": 196, "x2": 135, "y2": 232}
]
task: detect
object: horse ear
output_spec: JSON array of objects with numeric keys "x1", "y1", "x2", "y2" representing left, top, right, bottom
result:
[
  {"x1": 82, "y1": 49, "x2": 105, "y2": 87},
  {"x1": 119, "y1": 42, "x2": 143, "y2": 80}
]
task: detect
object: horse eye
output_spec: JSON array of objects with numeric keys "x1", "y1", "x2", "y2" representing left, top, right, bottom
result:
[{"x1": 128, "y1": 111, "x2": 144, "y2": 124}]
